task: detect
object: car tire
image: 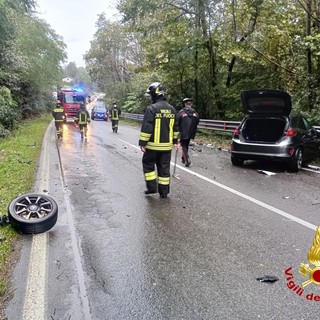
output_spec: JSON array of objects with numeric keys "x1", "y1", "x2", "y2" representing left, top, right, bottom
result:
[
  {"x1": 231, "y1": 156, "x2": 244, "y2": 166},
  {"x1": 288, "y1": 148, "x2": 303, "y2": 172},
  {"x1": 8, "y1": 193, "x2": 58, "y2": 234}
]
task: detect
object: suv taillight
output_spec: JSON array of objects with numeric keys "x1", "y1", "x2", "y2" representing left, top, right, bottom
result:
[
  {"x1": 234, "y1": 128, "x2": 239, "y2": 135},
  {"x1": 285, "y1": 128, "x2": 297, "y2": 137}
]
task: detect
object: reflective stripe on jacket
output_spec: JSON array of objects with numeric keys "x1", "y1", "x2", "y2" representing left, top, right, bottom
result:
[
  {"x1": 75, "y1": 110, "x2": 90, "y2": 124},
  {"x1": 52, "y1": 107, "x2": 65, "y2": 122},
  {"x1": 110, "y1": 108, "x2": 120, "y2": 120},
  {"x1": 139, "y1": 97, "x2": 179, "y2": 151}
]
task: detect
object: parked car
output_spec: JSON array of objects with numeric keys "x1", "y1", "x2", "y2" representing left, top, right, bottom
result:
[
  {"x1": 91, "y1": 105, "x2": 109, "y2": 121},
  {"x1": 230, "y1": 89, "x2": 319, "y2": 171}
]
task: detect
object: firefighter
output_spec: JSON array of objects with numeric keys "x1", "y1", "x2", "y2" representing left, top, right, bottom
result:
[
  {"x1": 110, "y1": 102, "x2": 121, "y2": 132},
  {"x1": 74, "y1": 103, "x2": 90, "y2": 139},
  {"x1": 177, "y1": 98, "x2": 200, "y2": 167},
  {"x1": 139, "y1": 82, "x2": 179, "y2": 198},
  {"x1": 52, "y1": 100, "x2": 65, "y2": 139}
]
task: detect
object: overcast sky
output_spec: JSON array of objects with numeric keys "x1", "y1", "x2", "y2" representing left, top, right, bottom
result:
[{"x1": 37, "y1": 0, "x2": 119, "y2": 67}]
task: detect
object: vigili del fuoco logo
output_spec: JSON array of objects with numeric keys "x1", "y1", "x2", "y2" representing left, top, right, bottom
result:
[{"x1": 285, "y1": 226, "x2": 320, "y2": 301}]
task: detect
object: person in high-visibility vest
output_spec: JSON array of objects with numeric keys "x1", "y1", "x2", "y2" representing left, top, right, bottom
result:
[
  {"x1": 109, "y1": 103, "x2": 121, "y2": 132},
  {"x1": 74, "y1": 103, "x2": 90, "y2": 139},
  {"x1": 52, "y1": 100, "x2": 65, "y2": 139},
  {"x1": 139, "y1": 82, "x2": 179, "y2": 198}
]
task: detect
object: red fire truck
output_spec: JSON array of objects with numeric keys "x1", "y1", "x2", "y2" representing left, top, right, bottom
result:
[{"x1": 57, "y1": 88, "x2": 86, "y2": 121}]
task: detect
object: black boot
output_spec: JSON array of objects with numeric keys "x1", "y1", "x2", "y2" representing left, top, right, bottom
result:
[
  {"x1": 185, "y1": 155, "x2": 191, "y2": 167},
  {"x1": 159, "y1": 193, "x2": 167, "y2": 198}
]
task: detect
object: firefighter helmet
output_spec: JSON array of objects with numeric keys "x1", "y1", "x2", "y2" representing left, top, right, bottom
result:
[
  {"x1": 145, "y1": 82, "x2": 164, "y2": 99},
  {"x1": 183, "y1": 97, "x2": 193, "y2": 103}
]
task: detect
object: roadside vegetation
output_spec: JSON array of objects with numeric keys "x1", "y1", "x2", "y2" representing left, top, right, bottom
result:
[
  {"x1": 86, "y1": 1, "x2": 320, "y2": 125},
  {"x1": 0, "y1": 114, "x2": 51, "y2": 299},
  {"x1": 195, "y1": 130, "x2": 232, "y2": 150},
  {"x1": 0, "y1": 0, "x2": 66, "y2": 138}
]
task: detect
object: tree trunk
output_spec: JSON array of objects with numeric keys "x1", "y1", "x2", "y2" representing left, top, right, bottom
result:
[
  {"x1": 194, "y1": 49, "x2": 199, "y2": 114},
  {"x1": 198, "y1": 0, "x2": 224, "y2": 118},
  {"x1": 226, "y1": 0, "x2": 263, "y2": 88},
  {"x1": 306, "y1": 0, "x2": 313, "y2": 110}
]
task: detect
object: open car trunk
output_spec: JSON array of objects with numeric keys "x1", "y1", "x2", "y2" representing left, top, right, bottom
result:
[{"x1": 241, "y1": 118, "x2": 287, "y2": 143}]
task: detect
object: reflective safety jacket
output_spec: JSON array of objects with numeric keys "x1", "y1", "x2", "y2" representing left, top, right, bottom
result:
[
  {"x1": 110, "y1": 106, "x2": 121, "y2": 120},
  {"x1": 52, "y1": 107, "x2": 65, "y2": 122},
  {"x1": 177, "y1": 107, "x2": 199, "y2": 140},
  {"x1": 75, "y1": 109, "x2": 90, "y2": 125},
  {"x1": 139, "y1": 97, "x2": 179, "y2": 151}
]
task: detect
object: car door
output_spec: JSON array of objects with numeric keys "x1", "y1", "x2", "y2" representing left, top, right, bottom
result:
[
  {"x1": 291, "y1": 116, "x2": 310, "y2": 160},
  {"x1": 302, "y1": 117, "x2": 319, "y2": 159}
]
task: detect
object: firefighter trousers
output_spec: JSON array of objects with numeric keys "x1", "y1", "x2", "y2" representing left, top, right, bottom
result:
[
  {"x1": 55, "y1": 122, "x2": 64, "y2": 138},
  {"x1": 79, "y1": 124, "x2": 88, "y2": 138},
  {"x1": 180, "y1": 139, "x2": 191, "y2": 164},
  {"x1": 142, "y1": 150, "x2": 171, "y2": 195},
  {"x1": 111, "y1": 120, "x2": 119, "y2": 131}
]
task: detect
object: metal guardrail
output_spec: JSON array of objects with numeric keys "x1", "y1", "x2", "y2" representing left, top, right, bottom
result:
[
  {"x1": 122, "y1": 112, "x2": 240, "y2": 133},
  {"x1": 122, "y1": 113, "x2": 144, "y2": 122},
  {"x1": 122, "y1": 112, "x2": 320, "y2": 133},
  {"x1": 197, "y1": 119, "x2": 240, "y2": 132}
]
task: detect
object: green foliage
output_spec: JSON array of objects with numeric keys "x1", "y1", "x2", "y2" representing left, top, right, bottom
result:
[
  {"x1": 0, "y1": 87, "x2": 18, "y2": 136},
  {"x1": 122, "y1": 93, "x2": 137, "y2": 113},
  {"x1": 63, "y1": 62, "x2": 78, "y2": 78},
  {"x1": 84, "y1": 0, "x2": 320, "y2": 123},
  {"x1": 0, "y1": 0, "x2": 66, "y2": 133}
]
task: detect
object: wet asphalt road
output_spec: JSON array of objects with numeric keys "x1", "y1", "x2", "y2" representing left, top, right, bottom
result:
[{"x1": 5, "y1": 119, "x2": 320, "y2": 320}]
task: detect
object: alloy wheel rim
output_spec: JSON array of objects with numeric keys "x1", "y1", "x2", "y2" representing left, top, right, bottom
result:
[{"x1": 13, "y1": 195, "x2": 53, "y2": 220}]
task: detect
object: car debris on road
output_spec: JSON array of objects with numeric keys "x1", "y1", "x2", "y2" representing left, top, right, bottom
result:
[
  {"x1": 256, "y1": 275, "x2": 279, "y2": 283},
  {"x1": 258, "y1": 170, "x2": 277, "y2": 176}
]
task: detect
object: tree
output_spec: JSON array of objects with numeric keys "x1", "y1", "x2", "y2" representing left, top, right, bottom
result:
[
  {"x1": 82, "y1": 0, "x2": 320, "y2": 122},
  {"x1": 63, "y1": 62, "x2": 78, "y2": 79},
  {"x1": 84, "y1": 14, "x2": 145, "y2": 101},
  {"x1": 0, "y1": 0, "x2": 67, "y2": 131}
]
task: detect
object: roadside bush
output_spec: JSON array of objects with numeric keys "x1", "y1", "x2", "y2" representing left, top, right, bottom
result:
[
  {"x1": 0, "y1": 124, "x2": 10, "y2": 138},
  {"x1": 0, "y1": 86, "x2": 19, "y2": 131}
]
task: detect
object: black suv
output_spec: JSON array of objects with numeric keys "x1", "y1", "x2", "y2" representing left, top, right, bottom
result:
[{"x1": 231, "y1": 89, "x2": 319, "y2": 171}]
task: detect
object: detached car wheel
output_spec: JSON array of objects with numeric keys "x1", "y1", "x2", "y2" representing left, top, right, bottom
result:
[
  {"x1": 288, "y1": 148, "x2": 303, "y2": 172},
  {"x1": 231, "y1": 156, "x2": 244, "y2": 166},
  {"x1": 8, "y1": 193, "x2": 58, "y2": 234}
]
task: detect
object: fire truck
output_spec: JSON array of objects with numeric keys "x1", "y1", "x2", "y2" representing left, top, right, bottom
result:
[{"x1": 57, "y1": 88, "x2": 86, "y2": 121}]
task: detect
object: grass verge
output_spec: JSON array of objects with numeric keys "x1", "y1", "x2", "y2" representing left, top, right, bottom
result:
[
  {"x1": 195, "y1": 129, "x2": 232, "y2": 149},
  {"x1": 0, "y1": 114, "x2": 52, "y2": 298}
]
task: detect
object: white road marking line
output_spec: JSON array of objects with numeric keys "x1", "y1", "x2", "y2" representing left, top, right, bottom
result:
[
  {"x1": 22, "y1": 124, "x2": 51, "y2": 319},
  {"x1": 117, "y1": 137, "x2": 317, "y2": 231},
  {"x1": 22, "y1": 233, "x2": 47, "y2": 320}
]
